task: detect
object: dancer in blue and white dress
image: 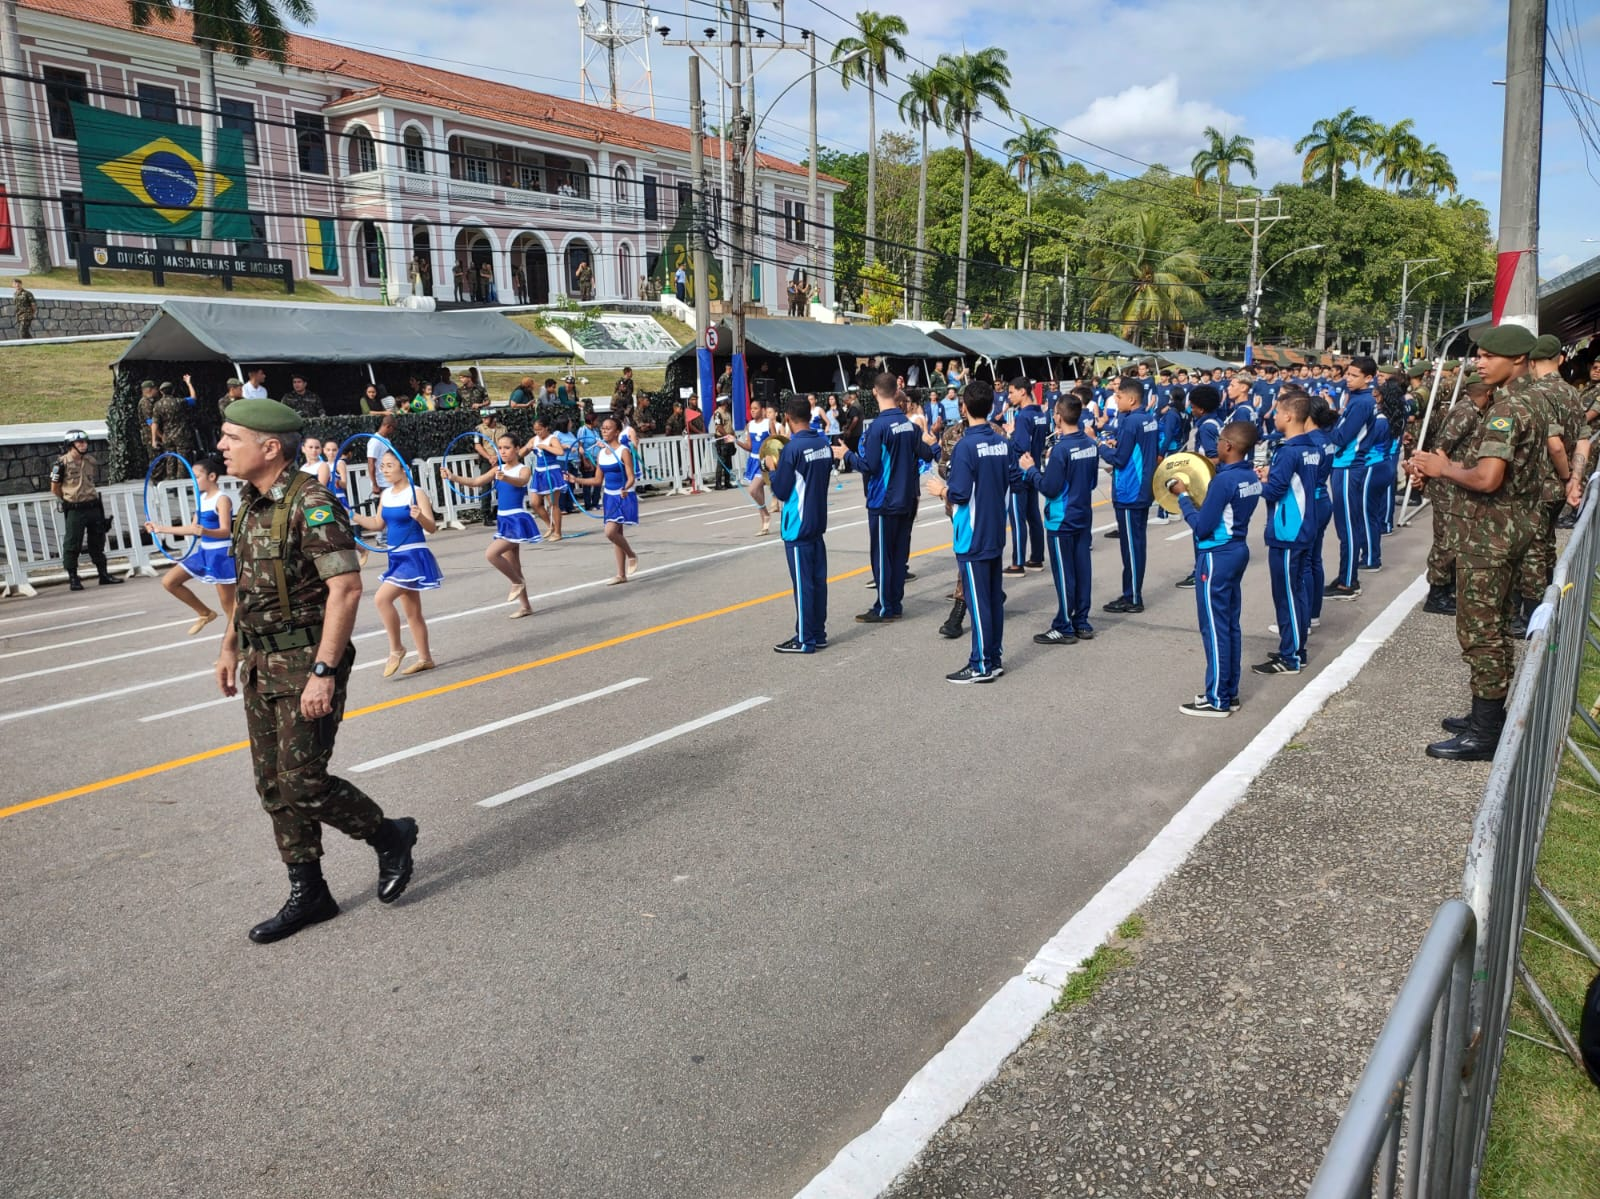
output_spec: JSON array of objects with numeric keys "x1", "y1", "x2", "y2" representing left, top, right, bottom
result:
[
  {"x1": 520, "y1": 418, "x2": 567, "y2": 542},
  {"x1": 735, "y1": 397, "x2": 774, "y2": 536},
  {"x1": 572, "y1": 415, "x2": 640, "y2": 585},
  {"x1": 142, "y1": 453, "x2": 237, "y2": 636},
  {"x1": 351, "y1": 450, "x2": 441, "y2": 677},
  {"x1": 443, "y1": 434, "x2": 538, "y2": 620}
]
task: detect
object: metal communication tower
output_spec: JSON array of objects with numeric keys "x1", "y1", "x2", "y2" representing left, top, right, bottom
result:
[{"x1": 576, "y1": 0, "x2": 657, "y2": 116}]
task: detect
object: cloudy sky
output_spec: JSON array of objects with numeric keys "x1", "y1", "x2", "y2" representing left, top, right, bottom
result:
[{"x1": 304, "y1": 0, "x2": 1599, "y2": 283}]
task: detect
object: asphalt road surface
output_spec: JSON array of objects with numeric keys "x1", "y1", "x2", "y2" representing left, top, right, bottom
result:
[{"x1": 0, "y1": 474, "x2": 1429, "y2": 1199}]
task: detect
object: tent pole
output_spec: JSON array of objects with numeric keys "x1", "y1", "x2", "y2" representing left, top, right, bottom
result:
[
  {"x1": 785, "y1": 356, "x2": 798, "y2": 394},
  {"x1": 367, "y1": 364, "x2": 376, "y2": 385}
]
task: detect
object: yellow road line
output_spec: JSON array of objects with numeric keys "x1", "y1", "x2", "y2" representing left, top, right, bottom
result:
[{"x1": 4, "y1": 544, "x2": 952, "y2": 821}]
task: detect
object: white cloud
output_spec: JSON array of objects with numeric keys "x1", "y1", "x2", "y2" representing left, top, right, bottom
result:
[{"x1": 1060, "y1": 77, "x2": 1238, "y2": 169}]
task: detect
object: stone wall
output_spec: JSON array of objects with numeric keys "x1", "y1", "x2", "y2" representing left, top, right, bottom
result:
[
  {"x1": 0, "y1": 297, "x2": 159, "y2": 339},
  {"x1": 0, "y1": 437, "x2": 111, "y2": 497}
]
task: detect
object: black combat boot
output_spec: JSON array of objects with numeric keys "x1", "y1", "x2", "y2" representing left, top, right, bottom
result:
[
  {"x1": 248, "y1": 861, "x2": 339, "y2": 944},
  {"x1": 1508, "y1": 595, "x2": 1535, "y2": 639},
  {"x1": 97, "y1": 571, "x2": 124, "y2": 586},
  {"x1": 1422, "y1": 583, "x2": 1456, "y2": 615},
  {"x1": 368, "y1": 817, "x2": 419, "y2": 904},
  {"x1": 1427, "y1": 697, "x2": 1506, "y2": 761},
  {"x1": 68, "y1": 576, "x2": 84, "y2": 592},
  {"x1": 938, "y1": 599, "x2": 966, "y2": 640}
]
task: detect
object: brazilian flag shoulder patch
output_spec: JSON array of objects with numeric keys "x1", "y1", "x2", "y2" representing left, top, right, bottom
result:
[
  {"x1": 1488, "y1": 416, "x2": 1513, "y2": 432},
  {"x1": 305, "y1": 505, "x2": 336, "y2": 528}
]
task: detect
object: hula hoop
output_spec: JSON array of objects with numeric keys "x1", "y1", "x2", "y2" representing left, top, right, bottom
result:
[
  {"x1": 142, "y1": 452, "x2": 201, "y2": 565},
  {"x1": 331, "y1": 433, "x2": 413, "y2": 555},
  {"x1": 440, "y1": 430, "x2": 504, "y2": 504}
]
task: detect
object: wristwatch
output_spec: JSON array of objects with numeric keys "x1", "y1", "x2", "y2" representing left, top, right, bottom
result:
[{"x1": 311, "y1": 661, "x2": 337, "y2": 678}]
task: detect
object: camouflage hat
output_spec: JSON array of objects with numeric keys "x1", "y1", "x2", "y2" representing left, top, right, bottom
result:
[
  {"x1": 1530, "y1": 334, "x2": 1562, "y2": 360},
  {"x1": 139, "y1": 378, "x2": 157, "y2": 389},
  {"x1": 1472, "y1": 323, "x2": 1537, "y2": 356},
  {"x1": 222, "y1": 398, "x2": 303, "y2": 434},
  {"x1": 224, "y1": 377, "x2": 244, "y2": 388}
]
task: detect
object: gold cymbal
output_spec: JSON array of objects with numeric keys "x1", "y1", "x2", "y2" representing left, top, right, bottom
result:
[
  {"x1": 1152, "y1": 452, "x2": 1215, "y2": 516},
  {"x1": 758, "y1": 432, "x2": 789, "y2": 473}
]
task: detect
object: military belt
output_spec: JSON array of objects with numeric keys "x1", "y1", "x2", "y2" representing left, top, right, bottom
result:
[{"x1": 238, "y1": 624, "x2": 322, "y2": 654}]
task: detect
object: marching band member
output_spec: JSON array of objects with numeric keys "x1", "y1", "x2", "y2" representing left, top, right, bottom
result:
[
  {"x1": 442, "y1": 435, "x2": 538, "y2": 620},
  {"x1": 1253, "y1": 391, "x2": 1320, "y2": 675},
  {"x1": 1169, "y1": 421, "x2": 1261, "y2": 717},
  {"x1": 142, "y1": 453, "x2": 237, "y2": 636},
  {"x1": 522, "y1": 418, "x2": 567, "y2": 542},
  {"x1": 770, "y1": 395, "x2": 836, "y2": 653},
  {"x1": 735, "y1": 397, "x2": 774, "y2": 537},
  {"x1": 571, "y1": 415, "x2": 640, "y2": 585},
  {"x1": 1005, "y1": 377, "x2": 1047, "y2": 576},
  {"x1": 1021, "y1": 396, "x2": 1099, "y2": 645},
  {"x1": 351, "y1": 450, "x2": 442, "y2": 677},
  {"x1": 1099, "y1": 377, "x2": 1161, "y2": 613}
]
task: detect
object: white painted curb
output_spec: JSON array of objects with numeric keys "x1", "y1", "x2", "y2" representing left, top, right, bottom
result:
[{"x1": 795, "y1": 573, "x2": 1431, "y2": 1199}]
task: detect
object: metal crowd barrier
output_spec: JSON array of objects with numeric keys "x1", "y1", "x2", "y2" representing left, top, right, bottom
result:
[{"x1": 1308, "y1": 475, "x2": 1600, "y2": 1197}]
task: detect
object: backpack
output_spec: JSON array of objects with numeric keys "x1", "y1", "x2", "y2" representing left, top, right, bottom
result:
[{"x1": 1582, "y1": 970, "x2": 1600, "y2": 1089}]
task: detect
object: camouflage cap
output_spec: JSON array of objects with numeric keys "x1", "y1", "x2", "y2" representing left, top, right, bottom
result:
[
  {"x1": 222, "y1": 398, "x2": 303, "y2": 434},
  {"x1": 1472, "y1": 323, "x2": 1537, "y2": 356},
  {"x1": 225, "y1": 377, "x2": 244, "y2": 388},
  {"x1": 139, "y1": 378, "x2": 157, "y2": 389},
  {"x1": 1530, "y1": 334, "x2": 1562, "y2": 361}
]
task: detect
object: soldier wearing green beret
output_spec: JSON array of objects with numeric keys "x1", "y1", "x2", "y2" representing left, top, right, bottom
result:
[
  {"x1": 1419, "y1": 377, "x2": 1497, "y2": 616},
  {"x1": 216, "y1": 398, "x2": 419, "y2": 944},
  {"x1": 1408, "y1": 323, "x2": 1544, "y2": 760},
  {"x1": 1517, "y1": 334, "x2": 1588, "y2": 595}
]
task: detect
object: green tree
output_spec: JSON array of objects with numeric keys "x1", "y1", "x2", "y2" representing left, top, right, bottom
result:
[
  {"x1": 1294, "y1": 106, "x2": 1377, "y2": 200},
  {"x1": 935, "y1": 46, "x2": 1012, "y2": 324},
  {"x1": 834, "y1": 10, "x2": 909, "y2": 269},
  {"x1": 860, "y1": 260, "x2": 904, "y2": 324},
  {"x1": 129, "y1": 0, "x2": 316, "y2": 243},
  {"x1": 1190, "y1": 126, "x2": 1257, "y2": 221},
  {"x1": 1004, "y1": 117, "x2": 1064, "y2": 328},
  {"x1": 897, "y1": 67, "x2": 946, "y2": 320},
  {"x1": 1087, "y1": 209, "x2": 1206, "y2": 347}
]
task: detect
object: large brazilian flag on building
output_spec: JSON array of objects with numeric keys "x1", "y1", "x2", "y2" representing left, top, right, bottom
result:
[{"x1": 70, "y1": 103, "x2": 251, "y2": 239}]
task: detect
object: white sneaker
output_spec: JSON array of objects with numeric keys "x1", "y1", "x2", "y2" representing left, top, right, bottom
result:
[
  {"x1": 1268, "y1": 623, "x2": 1278, "y2": 634},
  {"x1": 1310, "y1": 618, "x2": 1321, "y2": 628}
]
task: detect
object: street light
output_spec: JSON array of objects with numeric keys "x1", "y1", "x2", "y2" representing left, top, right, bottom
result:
[
  {"x1": 1243, "y1": 243, "x2": 1325, "y2": 360},
  {"x1": 1462, "y1": 277, "x2": 1494, "y2": 324},
  {"x1": 1398, "y1": 268, "x2": 1448, "y2": 360}
]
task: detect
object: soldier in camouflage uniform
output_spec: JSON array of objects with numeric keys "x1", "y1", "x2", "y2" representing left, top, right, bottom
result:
[
  {"x1": 455, "y1": 370, "x2": 489, "y2": 410},
  {"x1": 11, "y1": 277, "x2": 36, "y2": 338},
  {"x1": 151, "y1": 381, "x2": 197, "y2": 479},
  {"x1": 1408, "y1": 323, "x2": 1545, "y2": 761},
  {"x1": 279, "y1": 373, "x2": 324, "y2": 420},
  {"x1": 1418, "y1": 378, "x2": 1494, "y2": 615},
  {"x1": 1579, "y1": 358, "x2": 1600, "y2": 431},
  {"x1": 136, "y1": 379, "x2": 159, "y2": 457},
  {"x1": 1517, "y1": 335, "x2": 1587, "y2": 616},
  {"x1": 215, "y1": 398, "x2": 419, "y2": 945}
]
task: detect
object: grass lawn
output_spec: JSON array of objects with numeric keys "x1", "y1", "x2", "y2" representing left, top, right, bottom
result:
[
  {"x1": 0, "y1": 337, "x2": 132, "y2": 422},
  {"x1": 1478, "y1": 606, "x2": 1600, "y2": 1198},
  {"x1": 17, "y1": 267, "x2": 362, "y2": 304}
]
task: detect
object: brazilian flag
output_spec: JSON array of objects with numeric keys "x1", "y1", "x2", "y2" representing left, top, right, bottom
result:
[
  {"x1": 304, "y1": 218, "x2": 339, "y2": 273},
  {"x1": 71, "y1": 103, "x2": 250, "y2": 239}
]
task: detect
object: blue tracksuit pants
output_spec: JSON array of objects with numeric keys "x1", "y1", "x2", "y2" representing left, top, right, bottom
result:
[
  {"x1": 1008, "y1": 479, "x2": 1045, "y2": 567},
  {"x1": 1115, "y1": 504, "x2": 1148, "y2": 603},
  {"x1": 1046, "y1": 530, "x2": 1091, "y2": 634},
  {"x1": 1331, "y1": 468, "x2": 1366, "y2": 588},
  {"x1": 961, "y1": 555, "x2": 1005, "y2": 673},
  {"x1": 870, "y1": 510, "x2": 913, "y2": 617},
  {"x1": 1195, "y1": 542, "x2": 1248, "y2": 707},
  {"x1": 785, "y1": 537, "x2": 828, "y2": 648},
  {"x1": 1306, "y1": 496, "x2": 1333, "y2": 620},
  {"x1": 1268, "y1": 544, "x2": 1310, "y2": 668},
  {"x1": 1363, "y1": 461, "x2": 1393, "y2": 559}
]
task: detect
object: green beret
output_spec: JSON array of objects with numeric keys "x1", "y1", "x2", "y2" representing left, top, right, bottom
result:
[
  {"x1": 1407, "y1": 362, "x2": 1429, "y2": 378},
  {"x1": 1443, "y1": 360, "x2": 1460, "y2": 370},
  {"x1": 222, "y1": 398, "x2": 302, "y2": 434},
  {"x1": 1473, "y1": 323, "x2": 1537, "y2": 356},
  {"x1": 1464, "y1": 373, "x2": 1482, "y2": 385},
  {"x1": 139, "y1": 378, "x2": 156, "y2": 389},
  {"x1": 1531, "y1": 334, "x2": 1562, "y2": 360}
]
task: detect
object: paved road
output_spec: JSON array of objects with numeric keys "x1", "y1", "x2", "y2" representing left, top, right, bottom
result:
[{"x1": 0, "y1": 475, "x2": 1430, "y2": 1199}]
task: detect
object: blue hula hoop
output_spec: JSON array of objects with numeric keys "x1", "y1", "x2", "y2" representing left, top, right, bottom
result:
[
  {"x1": 142, "y1": 453, "x2": 201, "y2": 566},
  {"x1": 440, "y1": 430, "x2": 504, "y2": 504},
  {"x1": 331, "y1": 433, "x2": 413, "y2": 554}
]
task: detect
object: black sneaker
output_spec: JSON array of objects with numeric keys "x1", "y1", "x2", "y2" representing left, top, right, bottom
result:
[
  {"x1": 1033, "y1": 629, "x2": 1077, "y2": 645},
  {"x1": 1003, "y1": 565, "x2": 1026, "y2": 576},
  {"x1": 1229, "y1": 697, "x2": 1242, "y2": 711},
  {"x1": 864, "y1": 578, "x2": 878, "y2": 589},
  {"x1": 1074, "y1": 626, "x2": 1096, "y2": 640},
  {"x1": 855, "y1": 609, "x2": 893, "y2": 623},
  {"x1": 773, "y1": 638, "x2": 813, "y2": 654},
  {"x1": 1103, "y1": 528, "x2": 1122, "y2": 539},
  {"x1": 905, "y1": 572, "x2": 917, "y2": 581},
  {"x1": 1103, "y1": 597, "x2": 1144, "y2": 614},
  {"x1": 1176, "y1": 573, "x2": 1197, "y2": 589},
  {"x1": 1324, "y1": 583, "x2": 1362, "y2": 601},
  {"x1": 1251, "y1": 655, "x2": 1301, "y2": 675},
  {"x1": 1179, "y1": 696, "x2": 1230, "y2": 718},
  {"x1": 946, "y1": 665, "x2": 996, "y2": 684},
  {"x1": 1024, "y1": 561, "x2": 1046, "y2": 572},
  {"x1": 1360, "y1": 563, "x2": 1383, "y2": 574}
]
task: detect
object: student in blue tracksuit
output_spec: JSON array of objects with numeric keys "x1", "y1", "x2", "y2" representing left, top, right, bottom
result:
[
  {"x1": 1255, "y1": 366, "x2": 1284, "y2": 449},
  {"x1": 1025, "y1": 395, "x2": 1099, "y2": 644},
  {"x1": 926, "y1": 380, "x2": 1019, "y2": 683},
  {"x1": 836, "y1": 372, "x2": 938, "y2": 622},
  {"x1": 1005, "y1": 377, "x2": 1047, "y2": 573},
  {"x1": 1175, "y1": 384, "x2": 1225, "y2": 592},
  {"x1": 1158, "y1": 392, "x2": 1187, "y2": 457},
  {"x1": 1324, "y1": 356, "x2": 1380, "y2": 598},
  {"x1": 1359, "y1": 403, "x2": 1392, "y2": 571},
  {"x1": 1170, "y1": 421, "x2": 1261, "y2": 717},
  {"x1": 1306, "y1": 397, "x2": 1337, "y2": 625},
  {"x1": 770, "y1": 395, "x2": 837, "y2": 653},
  {"x1": 1099, "y1": 377, "x2": 1161, "y2": 612},
  {"x1": 1253, "y1": 391, "x2": 1320, "y2": 675}
]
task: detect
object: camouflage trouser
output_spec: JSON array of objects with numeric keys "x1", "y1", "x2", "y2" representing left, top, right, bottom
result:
[
  {"x1": 1456, "y1": 541, "x2": 1532, "y2": 701},
  {"x1": 242, "y1": 646, "x2": 383, "y2": 863},
  {"x1": 1427, "y1": 501, "x2": 1458, "y2": 587},
  {"x1": 1518, "y1": 500, "x2": 1561, "y2": 602},
  {"x1": 162, "y1": 437, "x2": 197, "y2": 479}
]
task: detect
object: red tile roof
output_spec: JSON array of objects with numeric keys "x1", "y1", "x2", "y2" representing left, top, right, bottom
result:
[{"x1": 25, "y1": 0, "x2": 840, "y2": 183}]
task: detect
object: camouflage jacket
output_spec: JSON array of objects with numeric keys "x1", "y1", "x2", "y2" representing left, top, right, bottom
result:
[
  {"x1": 153, "y1": 394, "x2": 195, "y2": 449},
  {"x1": 232, "y1": 464, "x2": 360, "y2": 640},
  {"x1": 280, "y1": 390, "x2": 324, "y2": 420},
  {"x1": 1425, "y1": 396, "x2": 1486, "y2": 518},
  {"x1": 458, "y1": 384, "x2": 489, "y2": 407},
  {"x1": 13, "y1": 287, "x2": 35, "y2": 319},
  {"x1": 137, "y1": 393, "x2": 158, "y2": 442},
  {"x1": 1458, "y1": 380, "x2": 1544, "y2": 561}
]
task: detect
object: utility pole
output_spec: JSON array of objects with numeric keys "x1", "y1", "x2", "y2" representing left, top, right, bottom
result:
[
  {"x1": 0, "y1": 0, "x2": 51, "y2": 271},
  {"x1": 727, "y1": 0, "x2": 747, "y2": 361},
  {"x1": 1227, "y1": 196, "x2": 1288, "y2": 365},
  {"x1": 689, "y1": 56, "x2": 712, "y2": 412},
  {"x1": 1495, "y1": 0, "x2": 1545, "y2": 331},
  {"x1": 807, "y1": 30, "x2": 819, "y2": 304}
]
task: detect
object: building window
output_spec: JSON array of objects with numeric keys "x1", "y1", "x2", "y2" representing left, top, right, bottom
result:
[
  {"x1": 516, "y1": 164, "x2": 541, "y2": 191},
  {"x1": 403, "y1": 127, "x2": 426, "y2": 174},
  {"x1": 360, "y1": 221, "x2": 385, "y2": 279},
  {"x1": 347, "y1": 126, "x2": 377, "y2": 175},
  {"x1": 783, "y1": 200, "x2": 806, "y2": 243},
  {"x1": 60, "y1": 190, "x2": 86, "y2": 261},
  {"x1": 449, "y1": 137, "x2": 493, "y2": 184},
  {"x1": 295, "y1": 112, "x2": 328, "y2": 175},
  {"x1": 220, "y1": 99, "x2": 258, "y2": 164},
  {"x1": 642, "y1": 175, "x2": 658, "y2": 221},
  {"x1": 618, "y1": 243, "x2": 632, "y2": 298},
  {"x1": 235, "y1": 212, "x2": 268, "y2": 259},
  {"x1": 137, "y1": 83, "x2": 179, "y2": 124},
  {"x1": 676, "y1": 180, "x2": 692, "y2": 212},
  {"x1": 43, "y1": 68, "x2": 88, "y2": 140},
  {"x1": 614, "y1": 165, "x2": 630, "y2": 204},
  {"x1": 547, "y1": 154, "x2": 584, "y2": 198}
]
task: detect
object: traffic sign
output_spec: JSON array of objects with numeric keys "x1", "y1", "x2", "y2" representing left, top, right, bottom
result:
[{"x1": 705, "y1": 326, "x2": 719, "y2": 351}]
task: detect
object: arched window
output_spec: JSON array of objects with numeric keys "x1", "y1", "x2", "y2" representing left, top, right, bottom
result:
[
  {"x1": 617, "y1": 243, "x2": 633, "y2": 298},
  {"x1": 360, "y1": 220, "x2": 384, "y2": 279},
  {"x1": 614, "y1": 165, "x2": 630, "y2": 204},
  {"x1": 565, "y1": 240, "x2": 594, "y2": 297},
  {"x1": 403, "y1": 127, "x2": 426, "y2": 174},
  {"x1": 347, "y1": 126, "x2": 376, "y2": 175}
]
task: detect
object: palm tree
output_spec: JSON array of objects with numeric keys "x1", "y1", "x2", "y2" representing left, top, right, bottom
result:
[
  {"x1": 1087, "y1": 210, "x2": 1206, "y2": 348},
  {"x1": 1294, "y1": 106, "x2": 1376, "y2": 201},
  {"x1": 1369, "y1": 118, "x2": 1423, "y2": 191},
  {"x1": 897, "y1": 69, "x2": 945, "y2": 321},
  {"x1": 1414, "y1": 144, "x2": 1458, "y2": 196},
  {"x1": 129, "y1": 0, "x2": 316, "y2": 242},
  {"x1": 1, "y1": 0, "x2": 51, "y2": 268},
  {"x1": 1189, "y1": 126, "x2": 1256, "y2": 221},
  {"x1": 936, "y1": 47, "x2": 1011, "y2": 325},
  {"x1": 1004, "y1": 117, "x2": 1063, "y2": 328},
  {"x1": 834, "y1": 10, "x2": 908, "y2": 269}
]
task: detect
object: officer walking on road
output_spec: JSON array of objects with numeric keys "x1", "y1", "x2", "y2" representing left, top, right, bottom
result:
[
  {"x1": 215, "y1": 399, "x2": 419, "y2": 944},
  {"x1": 51, "y1": 430, "x2": 124, "y2": 591}
]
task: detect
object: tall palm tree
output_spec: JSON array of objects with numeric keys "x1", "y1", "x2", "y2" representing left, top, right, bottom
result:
[
  {"x1": 1414, "y1": 144, "x2": 1458, "y2": 196},
  {"x1": 1189, "y1": 126, "x2": 1256, "y2": 220},
  {"x1": 1369, "y1": 118, "x2": 1423, "y2": 191},
  {"x1": 834, "y1": 10, "x2": 908, "y2": 269},
  {"x1": 129, "y1": 0, "x2": 317, "y2": 242},
  {"x1": 936, "y1": 47, "x2": 1011, "y2": 325},
  {"x1": 897, "y1": 69, "x2": 945, "y2": 321},
  {"x1": 1087, "y1": 209, "x2": 1205, "y2": 348},
  {"x1": 1294, "y1": 106, "x2": 1376, "y2": 201},
  {"x1": 1004, "y1": 117, "x2": 1063, "y2": 328},
  {"x1": 1, "y1": 0, "x2": 50, "y2": 268}
]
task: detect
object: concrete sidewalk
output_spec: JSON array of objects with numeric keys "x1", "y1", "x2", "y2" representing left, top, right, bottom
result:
[{"x1": 884, "y1": 600, "x2": 1489, "y2": 1197}]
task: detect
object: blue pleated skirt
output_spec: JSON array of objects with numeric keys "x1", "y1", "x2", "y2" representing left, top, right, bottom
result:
[
  {"x1": 181, "y1": 540, "x2": 236, "y2": 585},
  {"x1": 381, "y1": 544, "x2": 444, "y2": 591},
  {"x1": 602, "y1": 490, "x2": 639, "y2": 526},
  {"x1": 495, "y1": 510, "x2": 542, "y2": 544}
]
